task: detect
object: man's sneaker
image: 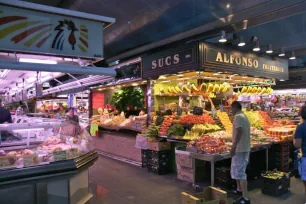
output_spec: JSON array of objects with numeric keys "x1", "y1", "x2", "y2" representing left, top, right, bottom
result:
[
  {"x1": 232, "y1": 189, "x2": 243, "y2": 196},
  {"x1": 234, "y1": 197, "x2": 251, "y2": 204}
]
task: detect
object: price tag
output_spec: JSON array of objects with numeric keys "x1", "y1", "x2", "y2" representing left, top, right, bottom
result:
[
  {"x1": 212, "y1": 108, "x2": 217, "y2": 117},
  {"x1": 23, "y1": 154, "x2": 39, "y2": 167},
  {"x1": 0, "y1": 156, "x2": 17, "y2": 169},
  {"x1": 53, "y1": 150, "x2": 67, "y2": 161},
  {"x1": 67, "y1": 148, "x2": 79, "y2": 159}
]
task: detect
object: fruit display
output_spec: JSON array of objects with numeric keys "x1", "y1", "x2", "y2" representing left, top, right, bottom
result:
[
  {"x1": 183, "y1": 124, "x2": 221, "y2": 140},
  {"x1": 241, "y1": 86, "x2": 273, "y2": 95},
  {"x1": 217, "y1": 110, "x2": 232, "y2": 137},
  {"x1": 167, "y1": 103, "x2": 178, "y2": 111},
  {"x1": 265, "y1": 125, "x2": 296, "y2": 140},
  {"x1": 262, "y1": 171, "x2": 289, "y2": 180},
  {"x1": 243, "y1": 110, "x2": 262, "y2": 129},
  {"x1": 158, "y1": 116, "x2": 173, "y2": 135},
  {"x1": 167, "y1": 124, "x2": 186, "y2": 136},
  {"x1": 144, "y1": 124, "x2": 159, "y2": 138},
  {"x1": 187, "y1": 135, "x2": 228, "y2": 154},
  {"x1": 213, "y1": 116, "x2": 225, "y2": 130},
  {"x1": 259, "y1": 110, "x2": 272, "y2": 125},
  {"x1": 207, "y1": 131, "x2": 230, "y2": 139},
  {"x1": 180, "y1": 114, "x2": 215, "y2": 124}
]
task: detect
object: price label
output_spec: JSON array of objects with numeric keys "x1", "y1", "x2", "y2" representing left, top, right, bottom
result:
[
  {"x1": 0, "y1": 156, "x2": 17, "y2": 169},
  {"x1": 53, "y1": 151, "x2": 67, "y2": 161},
  {"x1": 67, "y1": 148, "x2": 79, "y2": 159},
  {"x1": 23, "y1": 154, "x2": 39, "y2": 167}
]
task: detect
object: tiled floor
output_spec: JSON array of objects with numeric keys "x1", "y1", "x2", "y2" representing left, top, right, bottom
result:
[{"x1": 88, "y1": 155, "x2": 306, "y2": 204}]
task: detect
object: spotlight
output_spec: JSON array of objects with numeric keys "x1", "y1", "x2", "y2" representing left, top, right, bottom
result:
[
  {"x1": 238, "y1": 36, "x2": 245, "y2": 47},
  {"x1": 219, "y1": 30, "x2": 227, "y2": 43},
  {"x1": 278, "y1": 48, "x2": 285, "y2": 57},
  {"x1": 253, "y1": 41, "x2": 260, "y2": 52},
  {"x1": 289, "y1": 51, "x2": 296, "y2": 60},
  {"x1": 266, "y1": 44, "x2": 273, "y2": 54}
]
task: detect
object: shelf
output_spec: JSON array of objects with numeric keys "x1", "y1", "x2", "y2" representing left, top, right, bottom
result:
[{"x1": 155, "y1": 94, "x2": 201, "y2": 97}]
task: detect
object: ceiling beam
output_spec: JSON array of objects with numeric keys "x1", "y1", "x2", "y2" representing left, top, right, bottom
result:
[{"x1": 106, "y1": 0, "x2": 306, "y2": 63}]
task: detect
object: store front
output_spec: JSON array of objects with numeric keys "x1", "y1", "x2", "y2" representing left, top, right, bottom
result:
[
  {"x1": 0, "y1": 1, "x2": 115, "y2": 204},
  {"x1": 141, "y1": 41, "x2": 290, "y2": 186},
  {"x1": 89, "y1": 59, "x2": 146, "y2": 164}
]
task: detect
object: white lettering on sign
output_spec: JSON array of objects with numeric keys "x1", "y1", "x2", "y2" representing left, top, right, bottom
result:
[{"x1": 151, "y1": 54, "x2": 180, "y2": 69}]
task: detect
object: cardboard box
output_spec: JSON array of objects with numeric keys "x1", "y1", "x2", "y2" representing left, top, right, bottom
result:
[
  {"x1": 147, "y1": 141, "x2": 171, "y2": 151},
  {"x1": 175, "y1": 149, "x2": 193, "y2": 168},
  {"x1": 178, "y1": 168, "x2": 194, "y2": 183},
  {"x1": 181, "y1": 187, "x2": 230, "y2": 204}
]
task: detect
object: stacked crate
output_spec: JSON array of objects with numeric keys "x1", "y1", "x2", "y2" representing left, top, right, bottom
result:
[
  {"x1": 274, "y1": 143, "x2": 290, "y2": 172},
  {"x1": 215, "y1": 167, "x2": 236, "y2": 189},
  {"x1": 175, "y1": 147, "x2": 209, "y2": 183},
  {"x1": 262, "y1": 171, "x2": 290, "y2": 197},
  {"x1": 144, "y1": 150, "x2": 171, "y2": 175},
  {"x1": 141, "y1": 149, "x2": 149, "y2": 168}
]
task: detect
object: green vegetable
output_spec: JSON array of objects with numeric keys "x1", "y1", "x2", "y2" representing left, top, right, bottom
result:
[{"x1": 167, "y1": 124, "x2": 186, "y2": 136}]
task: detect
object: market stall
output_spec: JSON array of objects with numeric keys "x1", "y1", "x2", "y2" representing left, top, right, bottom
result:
[
  {"x1": 140, "y1": 41, "x2": 290, "y2": 186},
  {"x1": 0, "y1": 1, "x2": 115, "y2": 203},
  {"x1": 90, "y1": 60, "x2": 147, "y2": 163}
]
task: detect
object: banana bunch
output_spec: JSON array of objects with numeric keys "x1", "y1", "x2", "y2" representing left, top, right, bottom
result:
[
  {"x1": 167, "y1": 86, "x2": 183, "y2": 94},
  {"x1": 145, "y1": 124, "x2": 159, "y2": 138},
  {"x1": 199, "y1": 82, "x2": 230, "y2": 93},
  {"x1": 241, "y1": 86, "x2": 273, "y2": 95}
]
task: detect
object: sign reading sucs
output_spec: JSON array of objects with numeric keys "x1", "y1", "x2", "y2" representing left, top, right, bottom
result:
[
  {"x1": 152, "y1": 54, "x2": 180, "y2": 69},
  {"x1": 0, "y1": 4, "x2": 104, "y2": 59}
]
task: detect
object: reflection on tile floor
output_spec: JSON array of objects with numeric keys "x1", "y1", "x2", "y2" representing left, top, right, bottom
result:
[{"x1": 88, "y1": 156, "x2": 306, "y2": 204}]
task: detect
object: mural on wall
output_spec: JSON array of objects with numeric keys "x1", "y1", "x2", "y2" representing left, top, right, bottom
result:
[{"x1": 0, "y1": 5, "x2": 103, "y2": 58}]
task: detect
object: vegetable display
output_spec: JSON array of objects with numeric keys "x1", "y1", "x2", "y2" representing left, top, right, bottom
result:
[{"x1": 167, "y1": 124, "x2": 186, "y2": 136}]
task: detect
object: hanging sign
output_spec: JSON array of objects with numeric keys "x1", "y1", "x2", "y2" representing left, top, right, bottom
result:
[
  {"x1": 274, "y1": 68, "x2": 306, "y2": 89},
  {"x1": 0, "y1": 3, "x2": 105, "y2": 59},
  {"x1": 115, "y1": 62, "x2": 141, "y2": 79},
  {"x1": 92, "y1": 93, "x2": 105, "y2": 109},
  {"x1": 142, "y1": 42, "x2": 199, "y2": 79},
  {"x1": 200, "y1": 43, "x2": 288, "y2": 80}
]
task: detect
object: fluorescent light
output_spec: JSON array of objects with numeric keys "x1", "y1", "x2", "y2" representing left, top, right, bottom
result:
[
  {"x1": 280, "y1": 79, "x2": 285, "y2": 81},
  {"x1": 213, "y1": 73, "x2": 220, "y2": 76},
  {"x1": 132, "y1": 83, "x2": 139, "y2": 86},
  {"x1": 242, "y1": 76, "x2": 248, "y2": 78},
  {"x1": 0, "y1": 69, "x2": 10, "y2": 78},
  {"x1": 278, "y1": 48, "x2": 285, "y2": 57},
  {"x1": 219, "y1": 30, "x2": 227, "y2": 43},
  {"x1": 19, "y1": 58, "x2": 57, "y2": 64},
  {"x1": 289, "y1": 51, "x2": 296, "y2": 60},
  {"x1": 177, "y1": 74, "x2": 184, "y2": 77},
  {"x1": 253, "y1": 41, "x2": 260, "y2": 52},
  {"x1": 266, "y1": 44, "x2": 273, "y2": 54},
  {"x1": 238, "y1": 37, "x2": 245, "y2": 47}
]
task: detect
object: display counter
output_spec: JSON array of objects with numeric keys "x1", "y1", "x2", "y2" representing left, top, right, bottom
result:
[
  {"x1": 93, "y1": 129, "x2": 141, "y2": 163},
  {"x1": 0, "y1": 151, "x2": 98, "y2": 204}
]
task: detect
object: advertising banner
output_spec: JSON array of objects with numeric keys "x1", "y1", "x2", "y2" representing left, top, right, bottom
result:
[{"x1": 0, "y1": 4, "x2": 103, "y2": 59}]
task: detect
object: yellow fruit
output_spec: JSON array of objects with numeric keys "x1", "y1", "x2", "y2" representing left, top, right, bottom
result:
[
  {"x1": 175, "y1": 86, "x2": 182, "y2": 93},
  {"x1": 207, "y1": 83, "x2": 214, "y2": 92},
  {"x1": 261, "y1": 88, "x2": 267, "y2": 94},
  {"x1": 167, "y1": 87, "x2": 172, "y2": 94},
  {"x1": 252, "y1": 87, "x2": 257, "y2": 93},
  {"x1": 172, "y1": 87, "x2": 178, "y2": 94},
  {"x1": 182, "y1": 85, "x2": 191, "y2": 93},
  {"x1": 241, "y1": 87, "x2": 247, "y2": 93},
  {"x1": 191, "y1": 84, "x2": 199, "y2": 92},
  {"x1": 200, "y1": 83, "x2": 207, "y2": 92},
  {"x1": 257, "y1": 87, "x2": 262, "y2": 94},
  {"x1": 213, "y1": 84, "x2": 219, "y2": 92},
  {"x1": 160, "y1": 88, "x2": 165, "y2": 94},
  {"x1": 218, "y1": 84, "x2": 224, "y2": 92},
  {"x1": 247, "y1": 87, "x2": 252, "y2": 93}
]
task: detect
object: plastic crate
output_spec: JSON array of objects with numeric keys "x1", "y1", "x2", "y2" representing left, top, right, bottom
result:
[
  {"x1": 148, "y1": 158, "x2": 169, "y2": 167},
  {"x1": 151, "y1": 150, "x2": 170, "y2": 159},
  {"x1": 215, "y1": 176, "x2": 236, "y2": 189},
  {"x1": 147, "y1": 164, "x2": 169, "y2": 175},
  {"x1": 262, "y1": 186, "x2": 290, "y2": 197},
  {"x1": 215, "y1": 167, "x2": 231, "y2": 179}
]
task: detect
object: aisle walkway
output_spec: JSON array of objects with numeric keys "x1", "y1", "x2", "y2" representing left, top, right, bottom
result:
[{"x1": 89, "y1": 156, "x2": 306, "y2": 204}]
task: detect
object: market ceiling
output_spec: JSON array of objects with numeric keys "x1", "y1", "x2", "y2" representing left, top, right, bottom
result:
[{"x1": 23, "y1": 0, "x2": 306, "y2": 69}]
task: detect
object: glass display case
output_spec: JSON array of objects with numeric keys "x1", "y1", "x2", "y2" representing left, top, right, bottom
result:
[{"x1": 0, "y1": 120, "x2": 94, "y2": 170}]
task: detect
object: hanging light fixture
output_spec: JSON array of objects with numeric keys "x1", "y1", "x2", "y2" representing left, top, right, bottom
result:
[
  {"x1": 219, "y1": 30, "x2": 227, "y2": 43},
  {"x1": 266, "y1": 44, "x2": 273, "y2": 54},
  {"x1": 278, "y1": 48, "x2": 285, "y2": 57},
  {"x1": 238, "y1": 36, "x2": 245, "y2": 47},
  {"x1": 253, "y1": 40, "x2": 260, "y2": 51},
  {"x1": 289, "y1": 51, "x2": 296, "y2": 60}
]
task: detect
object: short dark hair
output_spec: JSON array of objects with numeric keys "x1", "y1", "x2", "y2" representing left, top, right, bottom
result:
[
  {"x1": 301, "y1": 105, "x2": 306, "y2": 120},
  {"x1": 68, "y1": 107, "x2": 74, "y2": 112},
  {"x1": 231, "y1": 101, "x2": 242, "y2": 110}
]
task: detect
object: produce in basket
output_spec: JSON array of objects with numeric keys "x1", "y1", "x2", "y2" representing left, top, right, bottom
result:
[{"x1": 187, "y1": 135, "x2": 228, "y2": 154}]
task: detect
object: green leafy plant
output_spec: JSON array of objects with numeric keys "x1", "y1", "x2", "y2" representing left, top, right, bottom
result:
[{"x1": 111, "y1": 86, "x2": 144, "y2": 111}]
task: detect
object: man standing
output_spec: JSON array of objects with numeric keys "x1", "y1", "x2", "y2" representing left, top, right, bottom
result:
[
  {"x1": 0, "y1": 99, "x2": 12, "y2": 124},
  {"x1": 230, "y1": 101, "x2": 251, "y2": 204},
  {"x1": 294, "y1": 105, "x2": 306, "y2": 194}
]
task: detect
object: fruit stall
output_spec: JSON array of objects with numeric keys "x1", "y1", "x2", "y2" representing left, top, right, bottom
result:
[
  {"x1": 139, "y1": 40, "x2": 291, "y2": 186},
  {"x1": 89, "y1": 60, "x2": 148, "y2": 164}
]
